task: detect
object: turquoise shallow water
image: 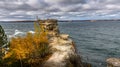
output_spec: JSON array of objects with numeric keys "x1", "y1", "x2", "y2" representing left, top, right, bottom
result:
[{"x1": 1, "y1": 21, "x2": 120, "y2": 67}]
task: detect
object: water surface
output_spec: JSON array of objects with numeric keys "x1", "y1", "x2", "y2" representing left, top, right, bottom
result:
[{"x1": 1, "y1": 21, "x2": 120, "y2": 67}]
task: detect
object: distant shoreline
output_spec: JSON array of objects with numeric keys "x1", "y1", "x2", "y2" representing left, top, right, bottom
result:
[{"x1": 1, "y1": 19, "x2": 120, "y2": 22}]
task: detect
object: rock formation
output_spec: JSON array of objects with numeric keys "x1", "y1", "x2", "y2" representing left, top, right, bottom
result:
[
  {"x1": 38, "y1": 19, "x2": 59, "y2": 37},
  {"x1": 106, "y1": 58, "x2": 120, "y2": 67},
  {"x1": 38, "y1": 19, "x2": 83, "y2": 67}
]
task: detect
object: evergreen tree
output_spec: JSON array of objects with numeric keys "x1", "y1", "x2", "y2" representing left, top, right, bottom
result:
[
  {"x1": 0, "y1": 25, "x2": 7, "y2": 47},
  {"x1": 0, "y1": 25, "x2": 8, "y2": 59}
]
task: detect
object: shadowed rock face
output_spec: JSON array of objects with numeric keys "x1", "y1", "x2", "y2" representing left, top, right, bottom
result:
[{"x1": 39, "y1": 19, "x2": 83, "y2": 67}]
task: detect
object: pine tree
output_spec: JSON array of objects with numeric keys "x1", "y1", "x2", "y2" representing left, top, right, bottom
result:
[
  {"x1": 0, "y1": 25, "x2": 7, "y2": 54},
  {"x1": 0, "y1": 25, "x2": 8, "y2": 48},
  {"x1": 0, "y1": 25, "x2": 8, "y2": 66}
]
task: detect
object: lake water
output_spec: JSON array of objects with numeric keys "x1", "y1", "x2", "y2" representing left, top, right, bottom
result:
[{"x1": 1, "y1": 21, "x2": 120, "y2": 67}]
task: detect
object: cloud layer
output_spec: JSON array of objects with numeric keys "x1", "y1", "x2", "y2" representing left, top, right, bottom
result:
[{"x1": 0, "y1": 0, "x2": 120, "y2": 20}]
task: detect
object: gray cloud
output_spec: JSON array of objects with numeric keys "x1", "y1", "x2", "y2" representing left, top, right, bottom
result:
[{"x1": 0, "y1": 0, "x2": 120, "y2": 20}]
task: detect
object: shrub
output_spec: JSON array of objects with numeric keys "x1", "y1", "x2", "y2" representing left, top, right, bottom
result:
[{"x1": 3, "y1": 21, "x2": 51, "y2": 67}]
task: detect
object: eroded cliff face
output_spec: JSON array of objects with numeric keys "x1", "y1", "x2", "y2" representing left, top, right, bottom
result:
[{"x1": 38, "y1": 19, "x2": 83, "y2": 67}]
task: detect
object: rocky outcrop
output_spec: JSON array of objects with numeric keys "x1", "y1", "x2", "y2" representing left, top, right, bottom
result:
[
  {"x1": 38, "y1": 19, "x2": 59, "y2": 37},
  {"x1": 106, "y1": 58, "x2": 120, "y2": 67},
  {"x1": 38, "y1": 19, "x2": 83, "y2": 67}
]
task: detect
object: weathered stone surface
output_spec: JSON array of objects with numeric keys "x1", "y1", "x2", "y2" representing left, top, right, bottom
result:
[
  {"x1": 44, "y1": 36, "x2": 82, "y2": 67},
  {"x1": 59, "y1": 34, "x2": 69, "y2": 40},
  {"x1": 106, "y1": 58, "x2": 120, "y2": 67}
]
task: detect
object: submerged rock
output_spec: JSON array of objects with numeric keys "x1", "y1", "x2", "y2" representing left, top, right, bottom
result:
[{"x1": 38, "y1": 19, "x2": 83, "y2": 67}]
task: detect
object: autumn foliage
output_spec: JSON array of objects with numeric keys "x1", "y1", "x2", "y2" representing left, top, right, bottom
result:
[{"x1": 2, "y1": 21, "x2": 51, "y2": 67}]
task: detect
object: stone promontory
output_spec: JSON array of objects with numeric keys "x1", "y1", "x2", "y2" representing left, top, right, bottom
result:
[{"x1": 38, "y1": 19, "x2": 83, "y2": 67}]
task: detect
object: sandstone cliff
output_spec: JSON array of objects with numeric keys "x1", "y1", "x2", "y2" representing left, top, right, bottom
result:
[{"x1": 38, "y1": 19, "x2": 83, "y2": 67}]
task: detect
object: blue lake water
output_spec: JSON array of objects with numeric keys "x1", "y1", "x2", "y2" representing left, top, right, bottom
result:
[{"x1": 1, "y1": 21, "x2": 120, "y2": 67}]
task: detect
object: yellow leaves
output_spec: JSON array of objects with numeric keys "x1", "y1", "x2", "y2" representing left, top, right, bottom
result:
[
  {"x1": 3, "y1": 33, "x2": 36, "y2": 60},
  {"x1": 34, "y1": 21, "x2": 40, "y2": 34},
  {"x1": 3, "y1": 51, "x2": 13, "y2": 59},
  {"x1": 3, "y1": 21, "x2": 51, "y2": 66},
  {"x1": 34, "y1": 21, "x2": 48, "y2": 44},
  {"x1": 12, "y1": 48, "x2": 27, "y2": 59},
  {"x1": 34, "y1": 31, "x2": 48, "y2": 44}
]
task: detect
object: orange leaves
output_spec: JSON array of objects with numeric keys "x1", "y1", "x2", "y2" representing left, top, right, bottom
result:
[
  {"x1": 3, "y1": 21, "x2": 51, "y2": 66},
  {"x1": 3, "y1": 51, "x2": 13, "y2": 59},
  {"x1": 33, "y1": 21, "x2": 48, "y2": 46},
  {"x1": 34, "y1": 31, "x2": 48, "y2": 44},
  {"x1": 3, "y1": 33, "x2": 35, "y2": 60},
  {"x1": 3, "y1": 31, "x2": 46, "y2": 60}
]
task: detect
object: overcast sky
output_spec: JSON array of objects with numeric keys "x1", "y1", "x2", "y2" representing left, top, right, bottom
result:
[{"x1": 0, "y1": 0, "x2": 120, "y2": 20}]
